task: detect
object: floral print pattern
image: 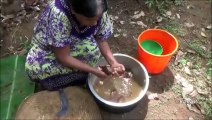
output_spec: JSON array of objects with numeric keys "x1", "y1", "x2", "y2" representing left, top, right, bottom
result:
[{"x1": 25, "y1": 0, "x2": 113, "y2": 80}]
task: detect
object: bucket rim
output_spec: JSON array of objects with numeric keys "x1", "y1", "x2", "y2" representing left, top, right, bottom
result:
[{"x1": 137, "y1": 29, "x2": 179, "y2": 57}]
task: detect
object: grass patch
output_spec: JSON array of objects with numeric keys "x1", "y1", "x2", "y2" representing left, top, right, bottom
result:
[
  {"x1": 197, "y1": 96, "x2": 212, "y2": 119},
  {"x1": 160, "y1": 21, "x2": 187, "y2": 36},
  {"x1": 206, "y1": 59, "x2": 212, "y2": 77},
  {"x1": 187, "y1": 40, "x2": 211, "y2": 58},
  {"x1": 171, "y1": 83, "x2": 182, "y2": 96},
  {"x1": 145, "y1": 0, "x2": 184, "y2": 15},
  {"x1": 19, "y1": 36, "x2": 32, "y2": 54}
]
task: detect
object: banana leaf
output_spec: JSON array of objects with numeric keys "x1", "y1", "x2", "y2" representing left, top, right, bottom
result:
[{"x1": 0, "y1": 55, "x2": 35, "y2": 119}]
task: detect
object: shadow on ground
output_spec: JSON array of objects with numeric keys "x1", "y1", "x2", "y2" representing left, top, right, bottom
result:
[
  {"x1": 148, "y1": 66, "x2": 175, "y2": 93},
  {"x1": 99, "y1": 95, "x2": 149, "y2": 120}
]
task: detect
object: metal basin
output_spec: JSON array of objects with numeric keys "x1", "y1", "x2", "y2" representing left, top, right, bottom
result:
[{"x1": 88, "y1": 53, "x2": 149, "y2": 112}]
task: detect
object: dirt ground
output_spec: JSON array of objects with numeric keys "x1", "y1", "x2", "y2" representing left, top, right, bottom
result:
[{"x1": 0, "y1": 0, "x2": 211, "y2": 119}]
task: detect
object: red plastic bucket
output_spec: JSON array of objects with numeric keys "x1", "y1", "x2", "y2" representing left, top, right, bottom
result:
[{"x1": 137, "y1": 29, "x2": 179, "y2": 74}]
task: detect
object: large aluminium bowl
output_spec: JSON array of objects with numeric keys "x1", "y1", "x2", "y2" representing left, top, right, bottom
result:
[{"x1": 88, "y1": 53, "x2": 149, "y2": 112}]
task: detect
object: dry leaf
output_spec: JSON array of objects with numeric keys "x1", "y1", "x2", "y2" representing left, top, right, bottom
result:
[
  {"x1": 156, "y1": 16, "x2": 163, "y2": 23},
  {"x1": 166, "y1": 11, "x2": 172, "y2": 16},
  {"x1": 134, "y1": 11, "x2": 139, "y2": 15},
  {"x1": 148, "y1": 93, "x2": 159, "y2": 100},
  {"x1": 114, "y1": 34, "x2": 120, "y2": 38},
  {"x1": 174, "y1": 50, "x2": 184, "y2": 65},
  {"x1": 136, "y1": 21, "x2": 147, "y2": 28},
  {"x1": 176, "y1": 13, "x2": 181, "y2": 19},
  {"x1": 119, "y1": 21, "x2": 125, "y2": 25},
  {"x1": 131, "y1": 11, "x2": 145, "y2": 19},
  {"x1": 206, "y1": 24, "x2": 212, "y2": 29},
  {"x1": 184, "y1": 66, "x2": 191, "y2": 75},
  {"x1": 200, "y1": 32, "x2": 207, "y2": 37},
  {"x1": 122, "y1": 33, "x2": 127, "y2": 37},
  {"x1": 1, "y1": 14, "x2": 15, "y2": 22},
  {"x1": 184, "y1": 22, "x2": 195, "y2": 28},
  {"x1": 187, "y1": 49, "x2": 196, "y2": 54},
  {"x1": 130, "y1": 21, "x2": 136, "y2": 24}
]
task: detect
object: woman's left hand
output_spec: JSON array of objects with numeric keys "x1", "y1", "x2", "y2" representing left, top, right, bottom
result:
[{"x1": 110, "y1": 62, "x2": 125, "y2": 76}]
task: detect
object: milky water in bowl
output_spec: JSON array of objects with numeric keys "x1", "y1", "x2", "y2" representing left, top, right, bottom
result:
[{"x1": 93, "y1": 75, "x2": 142, "y2": 103}]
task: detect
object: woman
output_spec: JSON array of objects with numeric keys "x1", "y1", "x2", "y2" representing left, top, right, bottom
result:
[{"x1": 25, "y1": 0, "x2": 125, "y2": 91}]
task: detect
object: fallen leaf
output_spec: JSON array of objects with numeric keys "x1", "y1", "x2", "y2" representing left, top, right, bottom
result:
[
  {"x1": 134, "y1": 11, "x2": 139, "y2": 15},
  {"x1": 166, "y1": 11, "x2": 172, "y2": 16},
  {"x1": 133, "y1": 36, "x2": 137, "y2": 41},
  {"x1": 156, "y1": 16, "x2": 163, "y2": 23},
  {"x1": 117, "y1": 28, "x2": 122, "y2": 33},
  {"x1": 206, "y1": 24, "x2": 212, "y2": 30},
  {"x1": 200, "y1": 32, "x2": 207, "y2": 37},
  {"x1": 114, "y1": 34, "x2": 120, "y2": 38},
  {"x1": 130, "y1": 21, "x2": 136, "y2": 24},
  {"x1": 136, "y1": 21, "x2": 147, "y2": 28},
  {"x1": 189, "y1": 90, "x2": 198, "y2": 97},
  {"x1": 184, "y1": 66, "x2": 191, "y2": 75},
  {"x1": 34, "y1": 6, "x2": 40, "y2": 11},
  {"x1": 176, "y1": 13, "x2": 181, "y2": 19},
  {"x1": 182, "y1": 84, "x2": 193, "y2": 95},
  {"x1": 201, "y1": 28, "x2": 206, "y2": 32},
  {"x1": 187, "y1": 49, "x2": 196, "y2": 54},
  {"x1": 1, "y1": 14, "x2": 15, "y2": 22},
  {"x1": 200, "y1": 45, "x2": 206, "y2": 50},
  {"x1": 174, "y1": 50, "x2": 184, "y2": 65},
  {"x1": 119, "y1": 21, "x2": 125, "y2": 25},
  {"x1": 122, "y1": 33, "x2": 127, "y2": 37},
  {"x1": 197, "y1": 88, "x2": 208, "y2": 95},
  {"x1": 189, "y1": 116, "x2": 194, "y2": 120},
  {"x1": 154, "y1": 26, "x2": 159, "y2": 29},
  {"x1": 184, "y1": 22, "x2": 195, "y2": 28},
  {"x1": 187, "y1": 5, "x2": 194, "y2": 9},
  {"x1": 148, "y1": 93, "x2": 159, "y2": 100},
  {"x1": 131, "y1": 11, "x2": 145, "y2": 19}
]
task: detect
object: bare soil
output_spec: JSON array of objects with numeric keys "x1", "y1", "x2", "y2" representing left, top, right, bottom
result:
[{"x1": 0, "y1": 0, "x2": 211, "y2": 119}]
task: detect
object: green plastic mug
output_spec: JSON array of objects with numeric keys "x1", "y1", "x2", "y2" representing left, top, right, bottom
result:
[{"x1": 140, "y1": 40, "x2": 163, "y2": 55}]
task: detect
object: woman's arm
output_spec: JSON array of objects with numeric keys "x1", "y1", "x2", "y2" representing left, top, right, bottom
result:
[
  {"x1": 52, "y1": 46, "x2": 107, "y2": 78},
  {"x1": 96, "y1": 39, "x2": 125, "y2": 74}
]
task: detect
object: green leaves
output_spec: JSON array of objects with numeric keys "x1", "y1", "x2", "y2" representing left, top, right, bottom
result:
[{"x1": 0, "y1": 56, "x2": 35, "y2": 119}]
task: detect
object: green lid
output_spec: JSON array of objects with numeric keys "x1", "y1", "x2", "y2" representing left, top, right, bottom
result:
[{"x1": 140, "y1": 40, "x2": 163, "y2": 55}]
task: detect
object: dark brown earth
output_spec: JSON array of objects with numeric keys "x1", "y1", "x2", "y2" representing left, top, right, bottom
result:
[{"x1": 0, "y1": 0, "x2": 211, "y2": 119}]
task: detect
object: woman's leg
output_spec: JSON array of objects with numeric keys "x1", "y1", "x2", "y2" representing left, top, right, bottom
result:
[{"x1": 38, "y1": 71, "x2": 88, "y2": 91}]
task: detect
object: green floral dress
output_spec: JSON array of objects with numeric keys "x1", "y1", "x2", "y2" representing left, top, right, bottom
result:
[{"x1": 25, "y1": 0, "x2": 113, "y2": 90}]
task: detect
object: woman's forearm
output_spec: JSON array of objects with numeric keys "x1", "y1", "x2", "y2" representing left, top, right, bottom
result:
[
  {"x1": 52, "y1": 46, "x2": 97, "y2": 74},
  {"x1": 60, "y1": 56, "x2": 97, "y2": 73},
  {"x1": 97, "y1": 40, "x2": 118, "y2": 65}
]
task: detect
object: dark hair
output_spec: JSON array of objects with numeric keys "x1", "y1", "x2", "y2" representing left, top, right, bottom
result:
[{"x1": 66, "y1": 0, "x2": 108, "y2": 18}]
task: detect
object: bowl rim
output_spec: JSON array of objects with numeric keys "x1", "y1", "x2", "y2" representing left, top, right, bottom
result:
[{"x1": 88, "y1": 53, "x2": 149, "y2": 107}]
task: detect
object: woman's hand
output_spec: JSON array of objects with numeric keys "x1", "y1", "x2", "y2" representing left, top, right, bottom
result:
[{"x1": 110, "y1": 62, "x2": 125, "y2": 76}]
